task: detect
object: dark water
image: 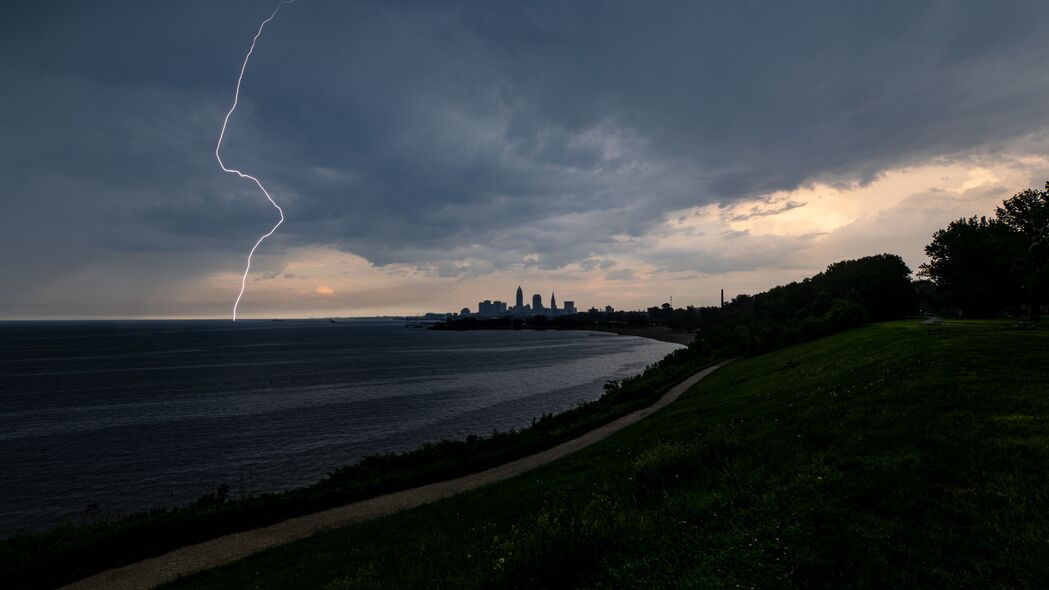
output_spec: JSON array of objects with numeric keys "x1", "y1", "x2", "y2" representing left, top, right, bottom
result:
[{"x1": 0, "y1": 319, "x2": 679, "y2": 536}]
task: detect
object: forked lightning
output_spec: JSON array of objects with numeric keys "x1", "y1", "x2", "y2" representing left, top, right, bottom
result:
[{"x1": 216, "y1": 0, "x2": 296, "y2": 321}]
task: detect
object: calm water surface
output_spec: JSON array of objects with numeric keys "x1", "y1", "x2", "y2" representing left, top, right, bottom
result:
[{"x1": 0, "y1": 319, "x2": 680, "y2": 535}]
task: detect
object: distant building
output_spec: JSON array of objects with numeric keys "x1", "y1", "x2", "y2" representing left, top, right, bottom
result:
[
  {"x1": 550, "y1": 292, "x2": 557, "y2": 311},
  {"x1": 563, "y1": 300, "x2": 576, "y2": 314},
  {"x1": 532, "y1": 293, "x2": 543, "y2": 312},
  {"x1": 475, "y1": 300, "x2": 508, "y2": 317},
  {"x1": 460, "y1": 307, "x2": 471, "y2": 316},
  {"x1": 605, "y1": 305, "x2": 614, "y2": 313},
  {"x1": 516, "y1": 286, "x2": 524, "y2": 310}
]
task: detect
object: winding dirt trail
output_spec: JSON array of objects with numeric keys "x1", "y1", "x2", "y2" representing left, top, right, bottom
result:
[{"x1": 63, "y1": 361, "x2": 730, "y2": 590}]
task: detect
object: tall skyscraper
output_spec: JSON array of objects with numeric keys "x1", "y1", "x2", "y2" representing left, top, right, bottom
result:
[
  {"x1": 532, "y1": 293, "x2": 543, "y2": 311},
  {"x1": 550, "y1": 292, "x2": 557, "y2": 311},
  {"x1": 516, "y1": 286, "x2": 524, "y2": 310}
]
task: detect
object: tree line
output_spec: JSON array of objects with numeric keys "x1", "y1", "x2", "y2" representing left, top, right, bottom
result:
[
  {"x1": 919, "y1": 182, "x2": 1048, "y2": 319},
  {"x1": 683, "y1": 253, "x2": 915, "y2": 357}
]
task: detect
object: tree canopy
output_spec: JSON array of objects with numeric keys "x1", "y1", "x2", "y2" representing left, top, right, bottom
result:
[
  {"x1": 921, "y1": 182, "x2": 1049, "y2": 318},
  {"x1": 697, "y1": 253, "x2": 915, "y2": 355}
]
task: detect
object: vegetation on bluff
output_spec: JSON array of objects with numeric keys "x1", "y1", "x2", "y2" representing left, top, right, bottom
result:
[{"x1": 696, "y1": 253, "x2": 915, "y2": 356}]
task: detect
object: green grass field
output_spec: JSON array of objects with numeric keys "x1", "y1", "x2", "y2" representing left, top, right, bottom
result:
[{"x1": 165, "y1": 319, "x2": 1049, "y2": 589}]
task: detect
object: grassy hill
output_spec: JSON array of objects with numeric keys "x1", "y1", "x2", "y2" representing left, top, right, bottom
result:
[{"x1": 166, "y1": 319, "x2": 1049, "y2": 589}]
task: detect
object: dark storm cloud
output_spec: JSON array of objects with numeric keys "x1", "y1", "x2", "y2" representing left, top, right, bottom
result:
[{"x1": 4, "y1": 0, "x2": 1049, "y2": 314}]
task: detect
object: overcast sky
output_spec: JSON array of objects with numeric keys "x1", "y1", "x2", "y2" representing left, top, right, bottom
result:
[{"x1": 3, "y1": 0, "x2": 1049, "y2": 318}]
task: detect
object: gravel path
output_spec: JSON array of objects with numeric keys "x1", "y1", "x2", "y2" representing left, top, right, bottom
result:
[{"x1": 63, "y1": 361, "x2": 730, "y2": 590}]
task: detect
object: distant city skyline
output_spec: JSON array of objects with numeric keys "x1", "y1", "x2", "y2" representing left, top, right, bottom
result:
[{"x1": 468, "y1": 285, "x2": 578, "y2": 317}]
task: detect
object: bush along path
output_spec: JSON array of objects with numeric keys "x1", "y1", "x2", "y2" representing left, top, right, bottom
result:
[{"x1": 63, "y1": 361, "x2": 732, "y2": 590}]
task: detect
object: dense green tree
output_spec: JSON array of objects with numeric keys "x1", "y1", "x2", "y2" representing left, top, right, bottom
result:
[
  {"x1": 919, "y1": 216, "x2": 1021, "y2": 317},
  {"x1": 816, "y1": 254, "x2": 916, "y2": 321},
  {"x1": 996, "y1": 183, "x2": 1049, "y2": 239},
  {"x1": 995, "y1": 184, "x2": 1049, "y2": 319},
  {"x1": 920, "y1": 183, "x2": 1049, "y2": 319}
]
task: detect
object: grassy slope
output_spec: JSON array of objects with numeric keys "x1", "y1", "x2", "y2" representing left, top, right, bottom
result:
[{"x1": 167, "y1": 320, "x2": 1049, "y2": 589}]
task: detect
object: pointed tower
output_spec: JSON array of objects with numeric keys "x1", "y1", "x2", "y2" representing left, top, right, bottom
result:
[
  {"x1": 516, "y1": 286, "x2": 524, "y2": 310},
  {"x1": 551, "y1": 292, "x2": 557, "y2": 311}
]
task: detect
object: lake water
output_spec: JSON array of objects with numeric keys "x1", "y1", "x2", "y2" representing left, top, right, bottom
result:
[{"x1": 0, "y1": 319, "x2": 680, "y2": 536}]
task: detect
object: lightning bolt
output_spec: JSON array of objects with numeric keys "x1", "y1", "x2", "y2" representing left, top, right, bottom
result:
[{"x1": 216, "y1": 0, "x2": 296, "y2": 321}]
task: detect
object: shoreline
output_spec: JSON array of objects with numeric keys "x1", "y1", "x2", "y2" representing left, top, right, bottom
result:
[
  {"x1": 582, "y1": 326, "x2": 695, "y2": 346},
  {"x1": 430, "y1": 320, "x2": 697, "y2": 346}
]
